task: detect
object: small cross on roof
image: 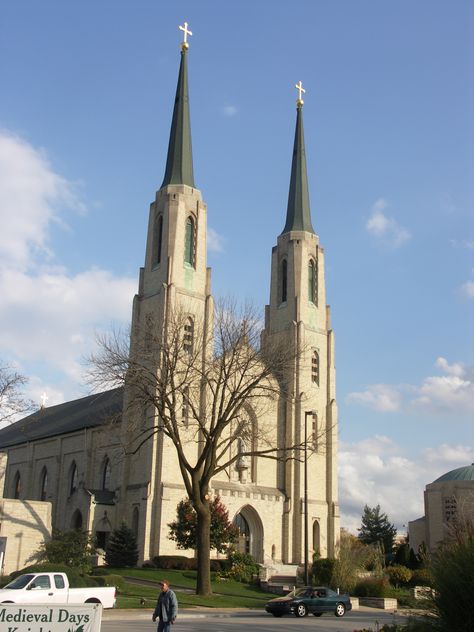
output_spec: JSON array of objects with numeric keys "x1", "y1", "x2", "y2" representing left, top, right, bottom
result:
[
  {"x1": 295, "y1": 80, "x2": 306, "y2": 105},
  {"x1": 179, "y1": 21, "x2": 193, "y2": 49}
]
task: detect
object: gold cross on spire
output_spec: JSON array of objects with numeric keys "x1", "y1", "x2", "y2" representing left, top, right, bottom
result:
[
  {"x1": 179, "y1": 21, "x2": 193, "y2": 49},
  {"x1": 295, "y1": 80, "x2": 306, "y2": 106}
]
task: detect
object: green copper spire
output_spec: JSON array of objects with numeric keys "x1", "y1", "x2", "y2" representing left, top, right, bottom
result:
[
  {"x1": 161, "y1": 29, "x2": 195, "y2": 189},
  {"x1": 281, "y1": 83, "x2": 315, "y2": 235}
]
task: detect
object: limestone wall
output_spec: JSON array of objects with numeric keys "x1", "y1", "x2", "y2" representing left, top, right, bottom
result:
[{"x1": 0, "y1": 498, "x2": 52, "y2": 576}]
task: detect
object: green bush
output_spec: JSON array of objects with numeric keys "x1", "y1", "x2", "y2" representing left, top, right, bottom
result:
[
  {"x1": 386, "y1": 564, "x2": 413, "y2": 587},
  {"x1": 353, "y1": 576, "x2": 390, "y2": 597},
  {"x1": 410, "y1": 567, "x2": 434, "y2": 588},
  {"x1": 34, "y1": 529, "x2": 96, "y2": 574},
  {"x1": 312, "y1": 558, "x2": 335, "y2": 586},
  {"x1": 431, "y1": 523, "x2": 474, "y2": 632},
  {"x1": 220, "y1": 551, "x2": 259, "y2": 583},
  {"x1": 90, "y1": 573, "x2": 125, "y2": 590},
  {"x1": 105, "y1": 524, "x2": 138, "y2": 568},
  {"x1": 152, "y1": 555, "x2": 196, "y2": 570}
]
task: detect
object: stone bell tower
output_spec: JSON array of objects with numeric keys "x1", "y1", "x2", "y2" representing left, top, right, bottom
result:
[
  {"x1": 119, "y1": 23, "x2": 213, "y2": 562},
  {"x1": 262, "y1": 82, "x2": 339, "y2": 562}
]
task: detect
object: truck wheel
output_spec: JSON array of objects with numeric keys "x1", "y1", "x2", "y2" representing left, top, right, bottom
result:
[{"x1": 85, "y1": 598, "x2": 101, "y2": 604}]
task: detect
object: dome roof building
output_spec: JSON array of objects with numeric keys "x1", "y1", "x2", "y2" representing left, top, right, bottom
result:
[{"x1": 408, "y1": 464, "x2": 474, "y2": 553}]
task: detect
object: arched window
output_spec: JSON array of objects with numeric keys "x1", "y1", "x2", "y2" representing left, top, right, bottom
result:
[
  {"x1": 233, "y1": 513, "x2": 251, "y2": 555},
  {"x1": 13, "y1": 471, "x2": 21, "y2": 499},
  {"x1": 132, "y1": 507, "x2": 140, "y2": 539},
  {"x1": 183, "y1": 317, "x2": 194, "y2": 354},
  {"x1": 311, "y1": 414, "x2": 318, "y2": 450},
  {"x1": 40, "y1": 467, "x2": 48, "y2": 501},
  {"x1": 281, "y1": 259, "x2": 288, "y2": 303},
  {"x1": 184, "y1": 216, "x2": 196, "y2": 266},
  {"x1": 152, "y1": 214, "x2": 163, "y2": 266},
  {"x1": 182, "y1": 386, "x2": 189, "y2": 426},
  {"x1": 102, "y1": 458, "x2": 111, "y2": 491},
  {"x1": 71, "y1": 509, "x2": 83, "y2": 530},
  {"x1": 313, "y1": 520, "x2": 321, "y2": 556},
  {"x1": 308, "y1": 259, "x2": 316, "y2": 303},
  {"x1": 69, "y1": 462, "x2": 78, "y2": 495},
  {"x1": 312, "y1": 351, "x2": 320, "y2": 386}
]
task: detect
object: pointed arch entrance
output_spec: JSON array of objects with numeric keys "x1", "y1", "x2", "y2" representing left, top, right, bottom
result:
[{"x1": 233, "y1": 505, "x2": 264, "y2": 563}]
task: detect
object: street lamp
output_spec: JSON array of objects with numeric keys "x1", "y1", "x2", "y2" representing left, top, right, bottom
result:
[{"x1": 304, "y1": 410, "x2": 315, "y2": 586}]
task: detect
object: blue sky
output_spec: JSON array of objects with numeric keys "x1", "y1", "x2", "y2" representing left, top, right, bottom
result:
[{"x1": 0, "y1": 1, "x2": 473, "y2": 531}]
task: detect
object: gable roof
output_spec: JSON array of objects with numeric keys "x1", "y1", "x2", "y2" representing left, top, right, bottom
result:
[{"x1": 0, "y1": 388, "x2": 123, "y2": 448}]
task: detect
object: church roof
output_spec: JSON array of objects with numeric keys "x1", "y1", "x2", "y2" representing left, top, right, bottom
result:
[
  {"x1": 434, "y1": 464, "x2": 474, "y2": 483},
  {"x1": 161, "y1": 45, "x2": 195, "y2": 188},
  {"x1": 281, "y1": 101, "x2": 315, "y2": 235},
  {"x1": 0, "y1": 388, "x2": 123, "y2": 448}
]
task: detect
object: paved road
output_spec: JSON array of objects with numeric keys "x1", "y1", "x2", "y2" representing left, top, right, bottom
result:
[{"x1": 102, "y1": 608, "x2": 408, "y2": 632}]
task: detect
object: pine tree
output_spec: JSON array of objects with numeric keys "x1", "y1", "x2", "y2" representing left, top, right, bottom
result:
[
  {"x1": 358, "y1": 504, "x2": 397, "y2": 556},
  {"x1": 169, "y1": 496, "x2": 239, "y2": 554},
  {"x1": 105, "y1": 523, "x2": 139, "y2": 568}
]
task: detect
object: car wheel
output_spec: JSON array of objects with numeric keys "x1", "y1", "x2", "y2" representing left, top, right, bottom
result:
[
  {"x1": 313, "y1": 612, "x2": 323, "y2": 617},
  {"x1": 295, "y1": 604, "x2": 308, "y2": 617},
  {"x1": 272, "y1": 613, "x2": 283, "y2": 617},
  {"x1": 335, "y1": 602, "x2": 346, "y2": 617}
]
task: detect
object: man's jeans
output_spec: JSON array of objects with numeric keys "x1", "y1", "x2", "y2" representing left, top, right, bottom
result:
[{"x1": 157, "y1": 620, "x2": 171, "y2": 632}]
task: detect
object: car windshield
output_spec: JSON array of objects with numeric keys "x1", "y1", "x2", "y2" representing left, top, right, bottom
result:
[
  {"x1": 3, "y1": 574, "x2": 35, "y2": 589},
  {"x1": 290, "y1": 588, "x2": 313, "y2": 598}
]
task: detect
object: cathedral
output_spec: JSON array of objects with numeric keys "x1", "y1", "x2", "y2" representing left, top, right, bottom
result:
[{"x1": 0, "y1": 26, "x2": 339, "y2": 574}]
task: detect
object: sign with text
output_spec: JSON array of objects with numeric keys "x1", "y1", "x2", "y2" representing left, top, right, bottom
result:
[{"x1": 0, "y1": 603, "x2": 102, "y2": 632}]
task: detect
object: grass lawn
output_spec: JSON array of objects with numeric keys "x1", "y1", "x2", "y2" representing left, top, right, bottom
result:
[{"x1": 105, "y1": 568, "x2": 270, "y2": 609}]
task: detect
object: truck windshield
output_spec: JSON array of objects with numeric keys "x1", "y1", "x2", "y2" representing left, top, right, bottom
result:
[{"x1": 3, "y1": 574, "x2": 35, "y2": 589}]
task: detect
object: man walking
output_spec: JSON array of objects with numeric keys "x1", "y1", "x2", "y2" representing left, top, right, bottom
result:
[{"x1": 152, "y1": 580, "x2": 178, "y2": 631}]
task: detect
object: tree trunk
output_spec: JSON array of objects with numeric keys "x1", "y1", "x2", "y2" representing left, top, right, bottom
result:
[{"x1": 195, "y1": 502, "x2": 212, "y2": 595}]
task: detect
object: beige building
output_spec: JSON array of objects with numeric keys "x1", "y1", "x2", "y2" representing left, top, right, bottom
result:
[
  {"x1": 409, "y1": 464, "x2": 474, "y2": 553},
  {"x1": 0, "y1": 35, "x2": 340, "y2": 572}
]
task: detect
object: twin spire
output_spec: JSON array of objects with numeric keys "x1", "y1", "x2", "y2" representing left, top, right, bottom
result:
[
  {"x1": 161, "y1": 23, "x2": 315, "y2": 236},
  {"x1": 161, "y1": 22, "x2": 195, "y2": 188}
]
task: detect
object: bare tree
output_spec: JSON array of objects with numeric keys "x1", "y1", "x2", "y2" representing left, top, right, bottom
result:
[
  {"x1": 0, "y1": 362, "x2": 33, "y2": 424},
  {"x1": 89, "y1": 300, "x2": 320, "y2": 595}
]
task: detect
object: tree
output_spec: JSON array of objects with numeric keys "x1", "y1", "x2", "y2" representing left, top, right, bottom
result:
[
  {"x1": 88, "y1": 301, "x2": 318, "y2": 595},
  {"x1": 386, "y1": 564, "x2": 412, "y2": 588},
  {"x1": 0, "y1": 362, "x2": 33, "y2": 424},
  {"x1": 330, "y1": 529, "x2": 377, "y2": 592},
  {"x1": 358, "y1": 504, "x2": 397, "y2": 557},
  {"x1": 169, "y1": 496, "x2": 239, "y2": 554},
  {"x1": 430, "y1": 515, "x2": 474, "y2": 632},
  {"x1": 35, "y1": 529, "x2": 96, "y2": 574},
  {"x1": 105, "y1": 523, "x2": 139, "y2": 568}
]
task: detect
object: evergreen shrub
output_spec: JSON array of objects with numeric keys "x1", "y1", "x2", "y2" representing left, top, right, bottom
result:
[
  {"x1": 312, "y1": 558, "x2": 335, "y2": 586},
  {"x1": 353, "y1": 576, "x2": 390, "y2": 597},
  {"x1": 105, "y1": 523, "x2": 139, "y2": 568}
]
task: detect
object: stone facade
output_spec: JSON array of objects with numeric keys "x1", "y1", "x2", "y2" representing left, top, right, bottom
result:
[
  {"x1": 408, "y1": 464, "x2": 474, "y2": 552},
  {"x1": 0, "y1": 40, "x2": 340, "y2": 571},
  {"x1": 0, "y1": 496, "x2": 52, "y2": 575}
]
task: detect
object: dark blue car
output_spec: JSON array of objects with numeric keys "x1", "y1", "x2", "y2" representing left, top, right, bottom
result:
[{"x1": 265, "y1": 586, "x2": 352, "y2": 618}]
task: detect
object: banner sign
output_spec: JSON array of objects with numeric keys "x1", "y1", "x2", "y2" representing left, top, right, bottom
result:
[{"x1": 0, "y1": 603, "x2": 102, "y2": 632}]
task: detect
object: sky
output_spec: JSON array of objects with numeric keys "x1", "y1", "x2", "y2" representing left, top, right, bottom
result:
[{"x1": 0, "y1": 1, "x2": 473, "y2": 533}]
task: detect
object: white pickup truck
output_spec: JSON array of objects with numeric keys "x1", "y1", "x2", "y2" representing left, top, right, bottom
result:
[{"x1": 0, "y1": 572, "x2": 116, "y2": 608}]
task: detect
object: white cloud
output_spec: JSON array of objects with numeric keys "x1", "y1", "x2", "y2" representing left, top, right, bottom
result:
[
  {"x1": 435, "y1": 356, "x2": 465, "y2": 377},
  {"x1": 450, "y1": 238, "x2": 474, "y2": 250},
  {"x1": 0, "y1": 130, "x2": 135, "y2": 403},
  {"x1": 459, "y1": 280, "x2": 474, "y2": 300},
  {"x1": 347, "y1": 384, "x2": 402, "y2": 412},
  {"x1": 222, "y1": 105, "x2": 238, "y2": 117},
  {"x1": 207, "y1": 227, "x2": 225, "y2": 253},
  {"x1": 366, "y1": 198, "x2": 411, "y2": 248},
  {"x1": 339, "y1": 437, "x2": 474, "y2": 533},
  {"x1": 0, "y1": 130, "x2": 85, "y2": 271},
  {"x1": 347, "y1": 357, "x2": 474, "y2": 417}
]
